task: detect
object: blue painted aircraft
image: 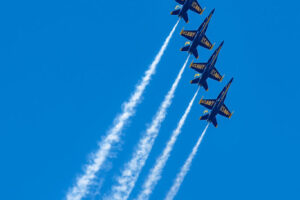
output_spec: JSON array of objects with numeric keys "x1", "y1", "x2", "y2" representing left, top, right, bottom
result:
[
  {"x1": 180, "y1": 9, "x2": 215, "y2": 59},
  {"x1": 199, "y1": 78, "x2": 234, "y2": 127},
  {"x1": 190, "y1": 41, "x2": 224, "y2": 91},
  {"x1": 171, "y1": 0, "x2": 205, "y2": 23}
]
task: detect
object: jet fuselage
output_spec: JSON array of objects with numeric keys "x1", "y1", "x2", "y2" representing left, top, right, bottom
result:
[
  {"x1": 188, "y1": 10, "x2": 213, "y2": 54},
  {"x1": 195, "y1": 41, "x2": 223, "y2": 87},
  {"x1": 208, "y1": 79, "x2": 232, "y2": 122},
  {"x1": 188, "y1": 26, "x2": 204, "y2": 54},
  {"x1": 208, "y1": 97, "x2": 224, "y2": 122},
  {"x1": 179, "y1": 0, "x2": 192, "y2": 17}
]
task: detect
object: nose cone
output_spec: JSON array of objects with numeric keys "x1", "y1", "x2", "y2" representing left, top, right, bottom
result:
[
  {"x1": 223, "y1": 78, "x2": 234, "y2": 94},
  {"x1": 217, "y1": 41, "x2": 224, "y2": 51},
  {"x1": 214, "y1": 41, "x2": 224, "y2": 56},
  {"x1": 207, "y1": 9, "x2": 215, "y2": 21},
  {"x1": 228, "y1": 78, "x2": 234, "y2": 86},
  {"x1": 220, "y1": 40, "x2": 224, "y2": 47}
]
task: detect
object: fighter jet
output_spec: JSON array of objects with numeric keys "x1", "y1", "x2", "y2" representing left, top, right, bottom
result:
[
  {"x1": 190, "y1": 41, "x2": 224, "y2": 91},
  {"x1": 180, "y1": 9, "x2": 215, "y2": 59},
  {"x1": 199, "y1": 78, "x2": 234, "y2": 127},
  {"x1": 171, "y1": 0, "x2": 205, "y2": 23}
]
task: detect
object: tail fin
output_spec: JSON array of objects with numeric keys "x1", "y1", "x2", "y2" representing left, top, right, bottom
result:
[
  {"x1": 180, "y1": 45, "x2": 190, "y2": 52},
  {"x1": 191, "y1": 48, "x2": 199, "y2": 59},
  {"x1": 171, "y1": 9, "x2": 180, "y2": 15},
  {"x1": 199, "y1": 114, "x2": 209, "y2": 121},
  {"x1": 182, "y1": 12, "x2": 189, "y2": 23},
  {"x1": 201, "y1": 79, "x2": 209, "y2": 91},
  {"x1": 211, "y1": 117, "x2": 218, "y2": 128}
]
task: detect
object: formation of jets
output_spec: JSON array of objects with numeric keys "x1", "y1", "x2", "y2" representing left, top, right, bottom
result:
[{"x1": 171, "y1": 0, "x2": 234, "y2": 127}]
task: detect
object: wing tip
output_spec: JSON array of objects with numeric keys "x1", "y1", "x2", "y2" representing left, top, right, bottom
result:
[
  {"x1": 229, "y1": 111, "x2": 234, "y2": 119},
  {"x1": 199, "y1": 96, "x2": 203, "y2": 104},
  {"x1": 220, "y1": 75, "x2": 225, "y2": 82},
  {"x1": 180, "y1": 29, "x2": 184, "y2": 35},
  {"x1": 200, "y1": 7, "x2": 206, "y2": 15},
  {"x1": 189, "y1": 61, "x2": 194, "y2": 68}
]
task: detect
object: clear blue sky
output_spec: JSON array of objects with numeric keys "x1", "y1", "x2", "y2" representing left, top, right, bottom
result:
[{"x1": 0, "y1": 0, "x2": 299, "y2": 199}]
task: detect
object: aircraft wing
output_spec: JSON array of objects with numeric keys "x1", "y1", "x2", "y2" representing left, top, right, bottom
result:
[
  {"x1": 190, "y1": 62, "x2": 206, "y2": 73},
  {"x1": 219, "y1": 104, "x2": 233, "y2": 118},
  {"x1": 176, "y1": 0, "x2": 186, "y2": 5},
  {"x1": 190, "y1": 0, "x2": 204, "y2": 14},
  {"x1": 200, "y1": 35, "x2": 214, "y2": 50},
  {"x1": 199, "y1": 98, "x2": 216, "y2": 110},
  {"x1": 180, "y1": 30, "x2": 197, "y2": 41},
  {"x1": 209, "y1": 67, "x2": 223, "y2": 82}
]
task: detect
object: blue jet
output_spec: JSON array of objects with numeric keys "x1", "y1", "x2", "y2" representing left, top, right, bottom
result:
[
  {"x1": 199, "y1": 78, "x2": 234, "y2": 128},
  {"x1": 189, "y1": 41, "x2": 224, "y2": 91},
  {"x1": 180, "y1": 9, "x2": 215, "y2": 59},
  {"x1": 171, "y1": 0, "x2": 205, "y2": 23}
]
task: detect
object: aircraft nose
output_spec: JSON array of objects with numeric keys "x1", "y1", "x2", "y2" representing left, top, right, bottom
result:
[
  {"x1": 218, "y1": 41, "x2": 224, "y2": 49},
  {"x1": 211, "y1": 8, "x2": 215, "y2": 14}
]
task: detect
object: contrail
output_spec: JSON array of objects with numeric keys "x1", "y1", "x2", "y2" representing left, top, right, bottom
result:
[
  {"x1": 107, "y1": 55, "x2": 191, "y2": 200},
  {"x1": 136, "y1": 87, "x2": 201, "y2": 200},
  {"x1": 165, "y1": 123, "x2": 210, "y2": 200},
  {"x1": 66, "y1": 20, "x2": 180, "y2": 200}
]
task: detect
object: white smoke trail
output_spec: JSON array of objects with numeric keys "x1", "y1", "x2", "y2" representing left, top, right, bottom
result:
[
  {"x1": 165, "y1": 123, "x2": 210, "y2": 200},
  {"x1": 107, "y1": 55, "x2": 191, "y2": 200},
  {"x1": 136, "y1": 87, "x2": 200, "y2": 200},
  {"x1": 66, "y1": 20, "x2": 180, "y2": 200}
]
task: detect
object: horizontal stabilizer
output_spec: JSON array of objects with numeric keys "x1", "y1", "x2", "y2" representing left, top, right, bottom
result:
[
  {"x1": 171, "y1": 9, "x2": 180, "y2": 15},
  {"x1": 180, "y1": 45, "x2": 190, "y2": 52},
  {"x1": 199, "y1": 114, "x2": 209, "y2": 121},
  {"x1": 190, "y1": 77, "x2": 200, "y2": 85}
]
